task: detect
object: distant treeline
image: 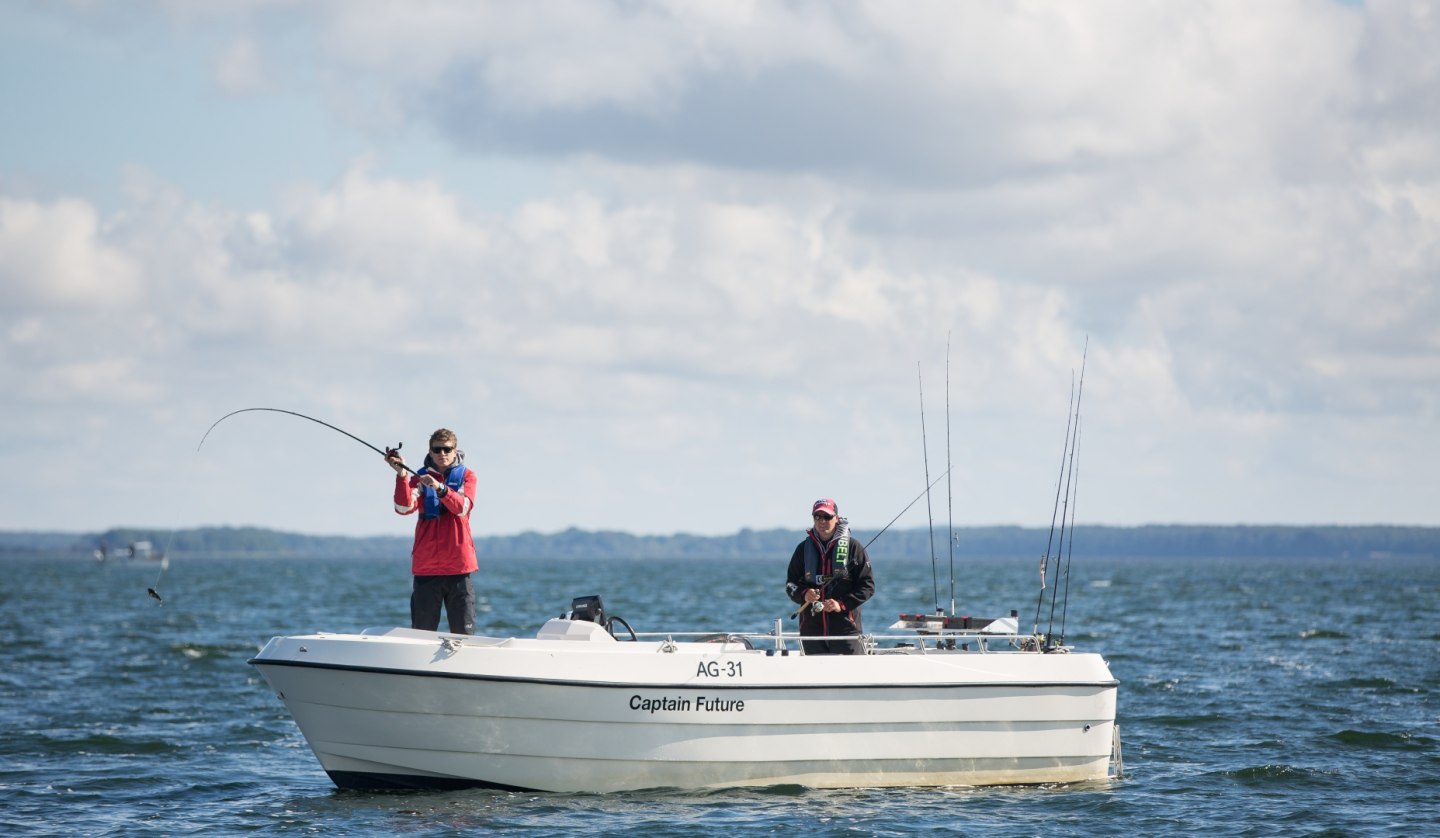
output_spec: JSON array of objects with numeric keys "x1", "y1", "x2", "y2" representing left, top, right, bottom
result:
[{"x1": 0, "y1": 524, "x2": 1435, "y2": 560}]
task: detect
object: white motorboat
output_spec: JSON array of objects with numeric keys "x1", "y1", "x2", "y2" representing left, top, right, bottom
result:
[{"x1": 249, "y1": 596, "x2": 1119, "y2": 792}]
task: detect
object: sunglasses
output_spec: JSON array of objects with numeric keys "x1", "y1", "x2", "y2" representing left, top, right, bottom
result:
[
  {"x1": 812, "y1": 513, "x2": 835, "y2": 521},
  {"x1": 430, "y1": 445, "x2": 455, "y2": 454}
]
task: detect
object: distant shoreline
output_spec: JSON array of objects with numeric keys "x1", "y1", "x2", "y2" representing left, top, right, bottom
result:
[{"x1": 2, "y1": 523, "x2": 1436, "y2": 560}]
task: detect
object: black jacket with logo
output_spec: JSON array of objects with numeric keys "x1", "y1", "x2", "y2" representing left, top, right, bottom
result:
[{"x1": 785, "y1": 529, "x2": 875, "y2": 636}]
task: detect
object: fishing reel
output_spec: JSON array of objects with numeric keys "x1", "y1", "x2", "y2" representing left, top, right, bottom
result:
[
  {"x1": 785, "y1": 581, "x2": 833, "y2": 619},
  {"x1": 802, "y1": 573, "x2": 834, "y2": 614}
]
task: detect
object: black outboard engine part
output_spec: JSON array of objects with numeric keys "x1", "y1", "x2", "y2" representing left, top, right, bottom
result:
[{"x1": 569, "y1": 595, "x2": 606, "y2": 625}]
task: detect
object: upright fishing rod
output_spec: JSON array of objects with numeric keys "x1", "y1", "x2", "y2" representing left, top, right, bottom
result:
[
  {"x1": 945, "y1": 333, "x2": 956, "y2": 616},
  {"x1": 917, "y1": 363, "x2": 941, "y2": 615},
  {"x1": 1046, "y1": 339, "x2": 1088, "y2": 643},
  {"x1": 1046, "y1": 342, "x2": 1088, "y2": 638},
  {"x1": 1045, "y1": 399, "x2": 1079, "y2": 641},
  {"x1": 1042, "y1": 341, "x2": 1082, "y2": 645},
  {"x1": 1057, "y1": 416, "x2": 1083, "y2": 646},
  {"x1": 197, "y1": 407, "x2": 418, "y2": 475},
  {"x1": 1033, "y1": 374, "x2": 1075, "y2": 634}
]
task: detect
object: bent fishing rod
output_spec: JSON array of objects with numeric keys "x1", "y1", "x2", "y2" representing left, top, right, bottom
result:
[
  {"x1": 197, "y1": 407, "x2": 418, "y2": 475},
  {"x1": 155, "y1": 408, "x2": 417, "y2": 606}
]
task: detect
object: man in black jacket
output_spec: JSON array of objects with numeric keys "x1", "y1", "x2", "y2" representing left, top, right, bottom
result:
[{"x1": 786, "y1": 498, "x2": 875, "y2": 655}]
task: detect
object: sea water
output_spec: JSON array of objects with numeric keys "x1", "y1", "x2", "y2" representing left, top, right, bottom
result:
[{"x1": 1, "y1": 552, "x2": 1436, "y2": 836}]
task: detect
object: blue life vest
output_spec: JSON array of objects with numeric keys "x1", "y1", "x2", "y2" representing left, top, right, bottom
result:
[
  {"x1": 417, "y1": 464, "x2": 467, "y2": 520},
  {"x1": 802, "y1": 520, "x2": 851, "y2": 587}
]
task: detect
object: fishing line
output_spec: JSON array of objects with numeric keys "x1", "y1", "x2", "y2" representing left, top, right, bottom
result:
[
  {"x1": 147, "y1": 555, "x2": 169, "y2": 604},
  {"x1": 917, "y1": 363, "x2": 940, "y2": 615},
  {"x1": 144, "y1": 448, "x2": 188, "y2": 603},
  {"x1": 197, "y1": 407, "x2": 417, "y2": 475},
  {"x1": 112, "y1": 528, "x2": 174, "y2": 604}
]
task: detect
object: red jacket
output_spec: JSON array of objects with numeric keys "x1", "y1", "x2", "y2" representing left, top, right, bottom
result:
[{"x1": 393, "y1": 467, "x2": 479, "y2": 576}]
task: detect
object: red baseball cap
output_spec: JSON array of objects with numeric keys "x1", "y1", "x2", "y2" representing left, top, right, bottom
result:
[{"x1": 812, "y1": 498, "x2": 837, "y2": 516}]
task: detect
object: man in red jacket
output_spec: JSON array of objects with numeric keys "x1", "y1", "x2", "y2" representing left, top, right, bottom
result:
[{"x1": 386, "y1": 428, "x2": 479, "y2": 634}]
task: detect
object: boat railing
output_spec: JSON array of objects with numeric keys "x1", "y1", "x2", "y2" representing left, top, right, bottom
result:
[{"x1": 628, "y1": 627, "x2": 1051, "y2": 655}]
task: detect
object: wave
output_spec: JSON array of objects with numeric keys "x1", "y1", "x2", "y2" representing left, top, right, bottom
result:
[
  {"x1": 1297, "y1": 628, "x2": 1348, "y2": 640},
  {"x1": 1224, "y1": 764, "x2": 1341, "y2": 787},
  {"x1": 1328, "y1": 729, "x2": 1434, "y2": 751},
  {"x1": 34, "y1": 732, "x2": 182, "y2": 756}
]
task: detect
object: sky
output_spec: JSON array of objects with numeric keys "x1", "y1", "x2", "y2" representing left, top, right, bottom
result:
[{"x1": 1, "y1": 0, "x2": 1436, "y2": 539}]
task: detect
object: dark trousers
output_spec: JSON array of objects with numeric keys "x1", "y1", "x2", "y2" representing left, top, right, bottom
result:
[
  {"x1": 801, "y1": 635, "x2": 863, "y2": 655},
  {"x1": 798, "y1": 610, "x2": 863, "y2": 655},
  {"x1": 411, "y1": 573, "x2": 475, "y2": 635}
]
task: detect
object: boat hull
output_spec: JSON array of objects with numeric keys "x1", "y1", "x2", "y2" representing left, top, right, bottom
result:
[{"x1": 250, "y1": 625, "x2": 1117, "y2": 792}]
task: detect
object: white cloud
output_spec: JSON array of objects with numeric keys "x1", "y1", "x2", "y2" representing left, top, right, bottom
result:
[
  {"x1": 0, "y1": 197, "x2": 142, "y2": 309},
  {"x1": 287, "y1": 160, "x2": 489, "y2": 267}
]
